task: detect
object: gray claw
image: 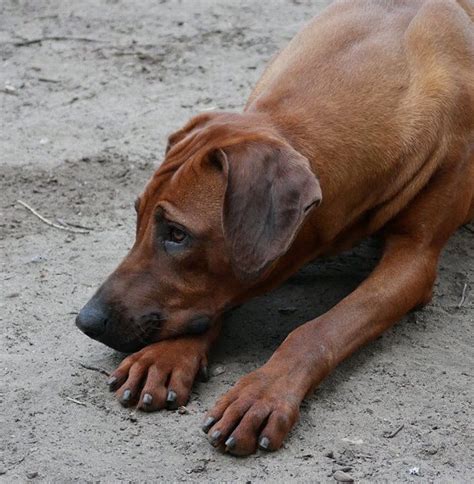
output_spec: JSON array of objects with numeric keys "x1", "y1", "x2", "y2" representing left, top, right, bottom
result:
[
  {"x1": 166, "y1": 390, "x2": 177, "y2": 410},
  {"x1": 107, "y1": 376, "x2": 117, "y2": 390},
  {"x1": 224, "y1": 436, "x2": 236, "y2": 451},
  {"x1": 210, "y1": 430, "x2": 221, "y2": 446},
  {"x1": 201, "y1": 417, "x2": 216, "y2": 433},
  {"x1": 259, "y1": 436, "x2": 270, "y2": 450}
]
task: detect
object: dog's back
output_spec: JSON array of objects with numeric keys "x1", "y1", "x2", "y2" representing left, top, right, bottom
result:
[{"x1": 247, "y1": 0, "x2": 474, "y2": 244}]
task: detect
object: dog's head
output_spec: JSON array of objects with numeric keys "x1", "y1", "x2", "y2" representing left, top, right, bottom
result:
[{"x1": 76, "y1": 112, "x2": 322, "y2": 352}]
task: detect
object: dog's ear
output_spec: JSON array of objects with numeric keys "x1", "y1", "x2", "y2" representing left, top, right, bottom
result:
[{"x1": 212, "y1": 140, "x2": 322, "y2": 280}]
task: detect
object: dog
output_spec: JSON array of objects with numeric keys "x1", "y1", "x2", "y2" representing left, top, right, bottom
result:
[{"x1": 76, "y1": 0, "x2": 474, "y2": 456}]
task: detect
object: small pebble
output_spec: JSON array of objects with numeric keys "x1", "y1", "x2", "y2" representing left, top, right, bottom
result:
[
  {"x1": 29, "y1": 255, "x2": 47, "y2": 264},
  {"x1": 26, "y1": 471, "x2": 38, "y2": 479},
  {"x1": 211, "y1": 366, "x2": 226, "y2": 377},
  {"x1": 178, "y1": 406, "x2": 189, "y2": 415},
  {"x1": 4, "y1": 84, "x2": 16, "y2": 94},
  {"x1": 333, "y1": 470, "x2": 354, "y2": 482}
]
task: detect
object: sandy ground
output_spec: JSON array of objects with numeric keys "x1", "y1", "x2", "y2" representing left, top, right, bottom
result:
[{"x1": 1, "y1": 0, "x2": 473, "y2": 482}]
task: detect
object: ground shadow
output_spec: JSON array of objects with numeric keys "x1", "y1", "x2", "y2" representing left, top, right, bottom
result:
[{"x1": 214, "y1": 237, "x2": 383, "y2": 365}]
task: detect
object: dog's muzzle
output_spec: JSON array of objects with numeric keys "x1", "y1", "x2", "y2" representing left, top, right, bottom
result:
[{"x1": 75, "y1": 296, "x2": 160, "y2": 353}]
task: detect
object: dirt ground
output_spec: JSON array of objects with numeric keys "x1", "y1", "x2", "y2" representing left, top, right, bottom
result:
[{"x1": 1, "y1": 0, "x2": 473, "y2": 482}]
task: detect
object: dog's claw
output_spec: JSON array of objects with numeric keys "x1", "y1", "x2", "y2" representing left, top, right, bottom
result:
[
  {"x1": 166, "y1": 390, "x2": 177, "y2": 410},
  {"x1": 224, "y1": 436, "x2": 236, "y2": 452},
  {"x1": 143, "y1": 393, "x2": 152, "y2": 406},
  {"x1": 106, "y1": 376, "x2": 117, "y2": 390},
  {"x1": 210, "y1": 430, "x2": 221, "y2": 446},
  {"x1": 121, "y1": 389, "x2": 131, "y2": 403},
  {"x1": 259, "y1": 436, "x2": 270, "y2": 450},
  {"x1": 202, "y1": 417, "x2": 215, "y2": 433}
]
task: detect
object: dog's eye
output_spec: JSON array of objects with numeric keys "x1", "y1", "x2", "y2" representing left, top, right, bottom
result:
[
  {"x1": 162, "y1": 224, "x2": 189, "y2": 254},
  {"x1": 169, "y1": 227, "x2": 186, "y2": 244}
]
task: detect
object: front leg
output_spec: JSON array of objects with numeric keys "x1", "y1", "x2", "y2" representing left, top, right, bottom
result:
[
  {"x1": 203, "y1": 165, "x2": 470, "y2": 455},
  {"x1": 203, "y1": 234, "x2": 444, "y2": 455},
  {"x1": 108, "y1": 322, "x2": 221, "y2": 411}
]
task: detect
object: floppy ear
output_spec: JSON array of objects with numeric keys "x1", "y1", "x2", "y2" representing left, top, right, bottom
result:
[{"x1": 215, "y1": 140, "x2": 322, "y2": 280}]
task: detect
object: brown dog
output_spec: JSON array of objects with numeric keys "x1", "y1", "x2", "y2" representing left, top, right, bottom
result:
[{"x1": 76, "y1": 0, "x2": 474, "y2": 455}]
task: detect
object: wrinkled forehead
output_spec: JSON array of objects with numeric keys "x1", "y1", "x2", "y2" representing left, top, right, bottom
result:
[
  {"x1": 167, "y1": 156, "x2": 224, "y2": 209},
  {"x1": 139, "y1": 154, "x2": 225, "y2": 234}
]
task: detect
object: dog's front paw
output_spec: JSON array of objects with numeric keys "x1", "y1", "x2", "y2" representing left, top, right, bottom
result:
[
  {"x1": 107, "y1": 338, "x2": 209, "y2": 411},
  {"x1": 201, "y1": 368, "x2": 302, "y2": 456}
]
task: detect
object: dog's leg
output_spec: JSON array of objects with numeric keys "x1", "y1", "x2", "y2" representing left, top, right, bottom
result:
[
  {"x1": 203, "y1": 161, "x2": 473, "y2": 455},
  {"x1": 108, "y1": 322, "x2": 221, "y2": 411}
]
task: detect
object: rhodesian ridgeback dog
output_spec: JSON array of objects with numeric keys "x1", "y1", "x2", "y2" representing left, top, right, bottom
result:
[{"x1": 76, "y1": 0, "x2": 474, "y2": 455}]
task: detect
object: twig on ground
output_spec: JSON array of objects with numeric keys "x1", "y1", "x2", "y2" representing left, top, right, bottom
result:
[
  {"x1": 38, "y1": 77, "x2": 61, "y2": 83},
  {"x1": 134, "y1": 107, "x2": 162, "y2": 118},
  {"x1": 56, "y1": 218, "x2": 95, "y2": 231},
  {"x1": 17, "y1": 200, "x2": 90, "y2": 234},
  {"x1": 79, "y1": 362, "x2": 110, "y2": 376},
  {"x1": 384, "y1": 424, "x2": 404, "y2": 439},
  {"x1": 112, "y1": 51, "x2": 153, "y2": 59},
  {"x1": 65, "y1": 396, "x2": 87, "y2": 406},
  {"x1": 13, "y1": 36, "x2": 106, "y2": 47},
  {"x1": 11, "y1": 454, "x2": 27, "y2": 468},
  {"x1": 458, "y1": 283, "x2": 468, "y2": 308}
]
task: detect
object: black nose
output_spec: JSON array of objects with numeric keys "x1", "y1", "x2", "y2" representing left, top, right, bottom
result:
[{"x1": 75, "y1": 299, "x2": 108, "y2": 339}]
